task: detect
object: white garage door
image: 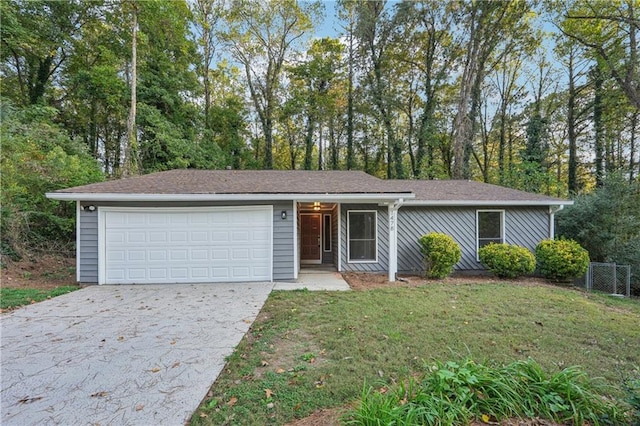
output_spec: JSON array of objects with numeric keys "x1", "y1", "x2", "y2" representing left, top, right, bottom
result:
[{"x1": 101, "y1": 206, "x2": 272, "y2": 284}]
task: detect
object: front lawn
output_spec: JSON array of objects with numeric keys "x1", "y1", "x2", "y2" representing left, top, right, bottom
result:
[
  {"x1": 0, "y1": 286, "x2": 79, "y2": 311},
  {"x1": 191, "y1": 282, "x2": 640, "y2": 425}
]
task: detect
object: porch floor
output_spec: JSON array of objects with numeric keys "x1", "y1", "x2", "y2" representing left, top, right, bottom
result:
[{"x1": 272, "y1": 268, "x2": 351, "y2": 291}]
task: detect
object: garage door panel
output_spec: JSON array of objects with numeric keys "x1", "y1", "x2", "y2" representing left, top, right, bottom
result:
[{"x1": 104, "y1": 207, "x2": 272, "y2": 284}]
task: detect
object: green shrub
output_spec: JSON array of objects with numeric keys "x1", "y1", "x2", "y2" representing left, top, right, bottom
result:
[
  {"x1": 418, "y1": 233, "x2": 461, "y2": 279},
  {"x1": 347, "y1": 359, "x2": 627, "y2": 425},
  {"x1": 478, "y1": 243, "x2": 536, "y2": 278},
  {"x1": 535, "y1": 238, "x2": 589, "y2": 281}
]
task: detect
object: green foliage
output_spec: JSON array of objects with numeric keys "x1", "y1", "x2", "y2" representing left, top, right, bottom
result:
[
  {"x1": 348, "y1": 359, "x2": 627, "y2": 425},
  {"x1": 625, "y1": 376, "x2": 640, "y2": 425},
  {"x1": 478, "y1": 243, "x2": 536, "y2": 278},
  {"x1": 535, "y1": 238, "x2": 590, "y2": 281},
  {"x1": 418, "y1": 233, "x2": 461, "y2": 279},
  {"x1": 0, "y1": 102, "x2": 103, "y2": 255},
  {"x1": 557, "y1": 174, "x2": 640, "y2": 294}
]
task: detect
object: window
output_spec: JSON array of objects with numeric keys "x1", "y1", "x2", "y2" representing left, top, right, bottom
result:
[
  {"x1": 323, "y1": 214, "x2": 332, "y2": 252},
  {"x1": 348, "y1": 211, "x2": 377, "y2": 262},
  {"x1": 477, "y1": 210, "x2": 504, "y2": 254}
]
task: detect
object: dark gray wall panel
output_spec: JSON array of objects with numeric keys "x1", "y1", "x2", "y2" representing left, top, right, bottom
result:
[
  {"x1": 79, "y1": 206, "x2": 99, "y2": 283},
  {"x1": 397, "y1": 206, "x2": 550, "y2": 274}
]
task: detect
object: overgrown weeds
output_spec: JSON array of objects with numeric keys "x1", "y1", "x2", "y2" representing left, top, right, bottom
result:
[{"x1": 347, "y1": 359, "x2": 627, "y2": 425}]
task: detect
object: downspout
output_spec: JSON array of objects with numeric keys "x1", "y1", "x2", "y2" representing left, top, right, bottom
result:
[
  {"x1": 548, "y1": 205, "x2": 564, "y2": 239},
  {"x1": 388, "y1": 198, "x2": 404, "y2": 282}
]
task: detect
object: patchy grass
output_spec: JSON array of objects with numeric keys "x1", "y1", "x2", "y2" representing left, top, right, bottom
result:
[
  {"x1": 190, "y1": 283, "x2": 640, "y2": 425},
  {"x1": 0, "y1": 286, "x2": 79, "y2": 311}
]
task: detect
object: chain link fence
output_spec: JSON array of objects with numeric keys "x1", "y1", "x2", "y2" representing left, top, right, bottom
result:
[{"x1": 580, "y1": 262, "x2": 631, "y2": 297}]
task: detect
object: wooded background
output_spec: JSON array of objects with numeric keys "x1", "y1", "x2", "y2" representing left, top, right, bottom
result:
[{"x1": 1, "y1": 0, "x2": 639, "y2": 286}]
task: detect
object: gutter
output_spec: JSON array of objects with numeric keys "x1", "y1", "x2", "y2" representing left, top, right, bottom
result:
[
  {"x1": 45, "y1": 192, "x2": 415, "y2": 203},
  {"x1": 402, "y1": 200, "x2": 574, "y2": 207}
]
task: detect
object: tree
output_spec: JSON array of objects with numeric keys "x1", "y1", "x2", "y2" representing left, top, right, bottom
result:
[
  {"x1": 286, "y1": 37, "x2": 344, "y2": 170},
  {"x1": 557, "y1": 173, "x2": 640, "y2": 293},
  {"x1": 122, "y1": 0, "x2": 139, "y2": 177},
  {"x1": 0, "y1": 102, "x2": 103, "y2": 256},
  {"x1": 395, "y1": 0, "x2": 458, "y2": 179},
  {"x1": 0, "y1": 0, "x2": 100, "y2": 105},
  {"x1": 559, "y1": 0, "x2": 640, "y2": 110},
  {"x1": 354, "y1": 0, "x2": 404, "y2": 179},
  {"x1": 222, "y1": 0, "x2": 321, "y2": 169},
  {"x1": 192, "y1": 0, "x2": 224, "y2": 131},
  {"x1": 450, "y1": 1, "x2": 533, "y2": 179}
]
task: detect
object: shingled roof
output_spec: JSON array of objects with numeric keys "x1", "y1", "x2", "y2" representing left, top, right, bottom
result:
[
  {"x1": 48, "y1": 169, "x2": 570, "y2": 205},
  {"x1": 52, "y1": 169, "x2": 409, "y2": 195},
  {"x1": 387, "y1": 179, "x2": 567, "y2": 205}
]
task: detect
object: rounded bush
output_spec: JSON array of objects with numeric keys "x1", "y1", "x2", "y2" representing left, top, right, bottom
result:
[
  {"x1": 535, "y1": 238, "x2": 590, "y2": 281},
  {"x1": 418, "y1": 233, "x2": 462, "y2": 279},
  {"x1": 478, "y1": 243, "x2": 536, "y2": 279}
]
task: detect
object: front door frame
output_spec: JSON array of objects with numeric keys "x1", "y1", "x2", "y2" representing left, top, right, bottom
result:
[{"x1": 299, "y1": 212, "x2": 322, "y2": 264}]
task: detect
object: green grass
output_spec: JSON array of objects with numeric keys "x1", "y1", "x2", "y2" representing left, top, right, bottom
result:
[
  {"x1": 190, "y1": 283, "x2": 640, "y2": 425},
  {"x1": 0, "y1": 286, "x2": 79, "y2": 310}
]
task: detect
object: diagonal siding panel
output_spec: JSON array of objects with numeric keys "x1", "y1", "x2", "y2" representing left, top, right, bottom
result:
[{"x1": 397, "y1": 206, "x2": 551, "y2": 274}]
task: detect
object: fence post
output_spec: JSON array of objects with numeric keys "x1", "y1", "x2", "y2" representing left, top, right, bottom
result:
[
  {"x1": 613, "y1": 263, "x2": 617, "y2": 294},
  {"x1": 626, "y1": 265, "x2": 631, "y2": 297}
]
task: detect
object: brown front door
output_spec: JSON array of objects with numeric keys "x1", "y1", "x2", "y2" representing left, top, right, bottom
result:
[{"x1": 301, "y1": 214, "x2": 321, "y2": 264}]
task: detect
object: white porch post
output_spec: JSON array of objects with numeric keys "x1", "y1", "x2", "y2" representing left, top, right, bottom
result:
[
  {"x1": 388, "y1": 199, "x2": 403, "y2": 282},
  {"x1": 548, "y1": 205, "x2": 564, "y2": 239}
]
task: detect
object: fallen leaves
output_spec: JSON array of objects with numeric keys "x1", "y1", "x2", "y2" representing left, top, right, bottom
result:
[
  {"x1": 17, "y1": 396, "x2": 43, "y2": 404},
  {"x1": 264, "y1": 388, "x2": 274, "y2": 399},
  {"x1": 227, "y1": 396, "x2": 238, "y2": 407},
  {"x1": 135, "y1": 404, "x2": 144, "y2": 411},
  {"x1": 150, "y1": 367, "x2": 161, "y2": 373},
  {"x1": 90, "y1": 391, "x2": 108, "y2": 398}
]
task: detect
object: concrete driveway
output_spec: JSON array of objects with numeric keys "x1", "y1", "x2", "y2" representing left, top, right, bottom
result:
[{"x1": 1, "y1": 283, "x2": 272, "y2": 426}]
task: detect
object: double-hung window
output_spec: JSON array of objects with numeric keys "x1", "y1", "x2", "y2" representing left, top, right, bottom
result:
[
  {"x1": 477, "y1": 210, "x2": 504, "y2": 257},
  {"x1": 348, "y1": 211, "x2": 377, "y2": 262}
]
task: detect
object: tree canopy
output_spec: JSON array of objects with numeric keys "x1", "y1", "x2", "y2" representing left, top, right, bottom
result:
[{"x1": 1, "y1": 0, "x2": 639, "y2": 256}]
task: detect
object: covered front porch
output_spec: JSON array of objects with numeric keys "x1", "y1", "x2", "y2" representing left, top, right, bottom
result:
[{"x1": 293, "y1": 198, "x2": 404, "y2": 282}]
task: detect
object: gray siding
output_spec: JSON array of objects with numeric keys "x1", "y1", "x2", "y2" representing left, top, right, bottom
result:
[
  {"x1": 397, "y1": 206, "x2": 550, "y2": 274},
  {"x1": 78, "y1": 200, "x2": 294, "y2": 283},
  {"x1": 272, "y1": 201, "x2": 295, "y2": 280},
  {"x1": 340, "y1": 204, "x2": 389, "y2": 272},
  {"x1": 79, "y1": 206, "x2": 98, "y2": 283}
]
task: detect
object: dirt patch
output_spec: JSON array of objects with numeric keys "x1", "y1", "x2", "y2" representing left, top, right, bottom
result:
[
  {"x1": 342, "y1": 271, "x2": 554, "y2": 291},
  {"x1": 1, "y1": 255, "x2": 78, "y2": 290},
  {"x1": 285, "y1": 407, "x2": 345, "y2": 426}
]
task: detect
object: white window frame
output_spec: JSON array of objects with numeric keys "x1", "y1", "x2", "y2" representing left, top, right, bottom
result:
[
  {"x1": 323, "y1": 214, "x2": 332, "y2": 252},
  {"x1": 347, "y1": 210, "x2": 378, "y2": 263},
  {"x1": 476, "y1": 209, "x2": 505, "y2": 261}
]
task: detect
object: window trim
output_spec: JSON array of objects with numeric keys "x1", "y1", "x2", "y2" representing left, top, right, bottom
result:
[
  {"x1": 323, "y1": 214, "x2": 332, "y2": 252},
  {"x1": 347, "y1": 210, "x2": 378, "y2": 263},
  {"x1": 476, "y1": 209, "x2": 505, "y2": 261}
]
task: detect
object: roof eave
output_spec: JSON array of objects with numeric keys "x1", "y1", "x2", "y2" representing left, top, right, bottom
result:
[
  {"x1": 403, "y1": 200, "x2": 573, "y2": 207},
  {"x1": 45, "y1": 192, "x2": 415, "y2": 202}
]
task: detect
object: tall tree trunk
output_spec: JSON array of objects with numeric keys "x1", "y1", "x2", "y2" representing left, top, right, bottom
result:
[
  {"x1": 318, "y1": 124, "x2": 323, "y2": 170},
  {"x1": 630, "y1": 110, "x2": 638, "y2": 181},
  {"x1": 346, "y1": 18, "x2": 355, "y2": 170},
  {"x1": 122, "y1": 1, "x2": 139, "y2": 177},
  {"x1": 593, "y1": 65, "x2": 604, "y2": 186},
  {"x1": 567, "y1": 53, "x2": 578, "y2": 193},
  {"x1": 304, "y1": 116, "x2": 314, "y2": 170}
]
